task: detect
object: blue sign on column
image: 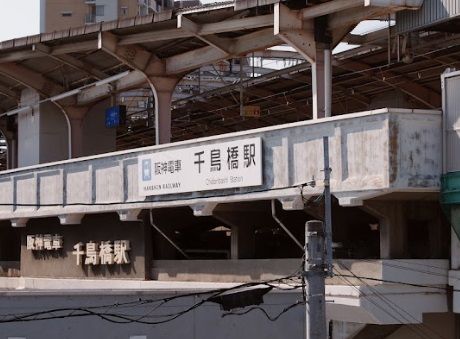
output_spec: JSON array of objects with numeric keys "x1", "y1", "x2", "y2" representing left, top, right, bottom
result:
[{"x1": 142, "y1": 159, "x2": 151, "y2": 181}]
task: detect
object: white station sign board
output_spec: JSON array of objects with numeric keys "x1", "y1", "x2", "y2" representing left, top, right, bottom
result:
[{"x1": 138, "y1": 137, "x2": 262, "y2": 196}]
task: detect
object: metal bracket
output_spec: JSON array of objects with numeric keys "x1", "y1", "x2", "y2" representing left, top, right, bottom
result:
[
  {"x1": 11, "y1": 218, "x2": 28, "y2": 228},
  {"x1": 58, "y1": 214, "x2": 84, "y2": 225},
  {"x1": 118, "y1": 209, "x2": 141, "y2": 222}
]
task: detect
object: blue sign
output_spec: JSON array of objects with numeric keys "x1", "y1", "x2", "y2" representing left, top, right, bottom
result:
[
  {"x1": 142, "y1": 159, "x2": 152, "y2": 181},
  {"x1": 105, "y1": 105, "x2": 126, "y2": 128}
]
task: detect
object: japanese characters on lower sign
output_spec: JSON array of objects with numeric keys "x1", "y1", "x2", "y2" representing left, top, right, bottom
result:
[
  {"x1": 138, "y1": 137, "x2": 262, "y2": 196},
  {"x1": 26, "y1": 234, "x2": 63, "y2": 251},
  {"x1": 72, "y1": 240, "x2": 131, "y2": 266}
]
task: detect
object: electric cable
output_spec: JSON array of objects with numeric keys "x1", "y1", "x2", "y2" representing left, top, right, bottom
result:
[
  {"x1": 335, "y1": 262, "x2": 449, "y2": 339},
  {"x1": 332, "y1": 268, "x2": 435, "y2": 339},
  {"x1": 0, "y1": 274, "x2": 305, "y2": 325},
  {"x1": 0, "y1": 182, "x2": 317, "y2": 208}
]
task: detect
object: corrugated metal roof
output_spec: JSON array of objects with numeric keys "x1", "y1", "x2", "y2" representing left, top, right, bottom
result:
[{"x1": 396, "y1": 0, "x2": 460, "y2": 33}]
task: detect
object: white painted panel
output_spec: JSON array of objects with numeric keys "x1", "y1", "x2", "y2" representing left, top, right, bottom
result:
[
  {"x1": 124, "y1": 158, "x2": 138, "y2": 202},
  {"x1": 95, "y1": 162, "x2": 123, "y2": 202},
  {"x1": 38, "y1": 170, "x2": 63, "y2": 208},
  {"x1": 65, "y1": 167, "x2": 91, "y2": 204},
  {"x1": 14, "y1": 175, "x2": 36, "y2": 212},
  {"x1": 293, "y1": 138, "x2": 324, "y2": 187},
  {"x1": 0, "y1": 178, "x2": 13, "y2": 213},
  {"x1": 272, "y1": 137, "x2": 289, "y2": 188},
  {"x1": 343, "y1": 122, "x2": 386, "y2": 189}
]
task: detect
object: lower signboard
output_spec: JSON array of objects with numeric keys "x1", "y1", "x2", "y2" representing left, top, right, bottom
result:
[{"x1": 138, "y1": 137, "x2": 262, "y2": 196}]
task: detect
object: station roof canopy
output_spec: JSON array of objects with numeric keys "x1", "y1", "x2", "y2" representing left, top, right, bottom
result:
[{"x1": 0, "y1": 0, "x2": 456, "y2": 148}]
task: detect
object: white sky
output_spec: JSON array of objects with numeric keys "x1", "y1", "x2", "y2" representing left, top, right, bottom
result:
[{"x1": 0, "y1": 1, "x2": 40, "y2": 42}]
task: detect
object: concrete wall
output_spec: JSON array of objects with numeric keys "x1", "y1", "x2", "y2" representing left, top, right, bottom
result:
[
  {"x1": 17, "y1": 90, "x2": 68, "y2": 167},
  {"x1": 82, "y1": 99, "x2": 117, "y2": 157},
  {"x1": 386, "y1": 313, "x2": 456, "y2": 339},
  {"x1": 119, "y1": 0, "x2": 141, "y2": 17},
  {"x1": 43, "y1": 0, "x2": 89, "y2": 32},
  {"x1": 331, "y1": 313, "x2": 456, "y2": 339},
  {"x1": 20, "y1": 213, "x2": 151, "y2": 280},
  {"x1": 96, "y1": 0, "x2": 119, "y2": 22},
  {"x1": 0, "y1": 109, "x2": 442, "y2": 222},
  {"x1": 0, "y1": 291, "x2": 303, "y2": 339},
  {"x1": 151, "y1": 259, "x2": 449, "y2": 284}
]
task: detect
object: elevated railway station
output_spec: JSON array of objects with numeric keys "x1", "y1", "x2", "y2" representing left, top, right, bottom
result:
[{"x1": 0, "y1": 0, "x2": 458, "y2": 338}]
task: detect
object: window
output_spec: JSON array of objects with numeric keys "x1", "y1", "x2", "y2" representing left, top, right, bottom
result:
[
  {"x1": 95, "y1": 5, "x2": 105, "y2": 17},
  {"x1": 120, "y1": 6, "x2": 128, "y2": 16},
  {"x1": 61, "y1": 11, "x2": 72, "y2": 17}
]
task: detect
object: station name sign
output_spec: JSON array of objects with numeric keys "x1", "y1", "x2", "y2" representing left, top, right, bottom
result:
[{"x1": 138, "y1": 137, "x2": 263, "y2": 196}]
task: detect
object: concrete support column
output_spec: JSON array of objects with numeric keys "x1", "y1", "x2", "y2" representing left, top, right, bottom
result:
[
  {"x1": 230, "y1": 224, "x2": 255, "y2": 259},
  {"x1": 274, "y1": 4, "x2": 332, "y2": 120},
  {"x1": 450, "y1": 206, "x2": 460, "y2": 270},
  {"x1": 452, "y1": 220, "x2": 460, "y2": 269},
  {"x1": 311, "y1": 45, "x2": 333, "y2": 119},
  {"x1": 18, "y1": 88, "x2": 69, "y2": 166},
  {"x1": 213, "y1": 211, "x2": 255, "y2": 259},
  {"x1": 148, "y1": 76, "x2": 180, "y2": 145},
  {"x1": 63, "y1": 106, "x2": 89, "y2": 159},
  {"x1": 362, "y1": 202, "x2": 408, "y2": 259},
  {"x1": 6, "y1": 136, "x2": 17, "y2": 170},
  {"x1": 312, "y1": 46, "x2": 327, "y2": 120}
]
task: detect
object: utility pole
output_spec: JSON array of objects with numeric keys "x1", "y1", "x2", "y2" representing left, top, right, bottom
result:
[
  {"x1": 304, "y1": 136, "x2": 332, "y2": 339},
  {"x1": 305, "y1": 220, "x2": 327, "y2": 339},
  {"x1": 323, "y1": 136, "x2": 333, "y2": 276}
]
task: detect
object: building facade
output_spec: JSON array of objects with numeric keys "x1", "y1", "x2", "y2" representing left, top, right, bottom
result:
[
  {"x1": 0, "y1": 0, "x2": 459, "y2": 338},
  {"x1": 40, "y1": 0, "x2": 164, "y2": 33}
]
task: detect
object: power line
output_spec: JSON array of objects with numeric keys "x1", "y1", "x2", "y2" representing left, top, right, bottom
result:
[
  {"x1": 0, "y1": 182, "x2": 314, "y2": 208},
  {"x1": 221, "y1": 301, "x2": 304, "y2": 321},
  {"x1": 0, "y1": 275, "x2": 304, "y2": 325},
  {"x1": 333, "y1": 268, "x2": 435, "y2": 339},
  {"x1": 334, "y1": 262, "x2": 448, "y2": 339}
]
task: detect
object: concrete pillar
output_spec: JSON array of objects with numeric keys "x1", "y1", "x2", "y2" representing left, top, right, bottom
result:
[
  {"x1": 148, "y1": 76, "x2": 180, "y2": 145},
  {"x1": 452, "y1": 227, "x2": 460, "y2": 270},
  {"x1": 17, "y1": 89, "x2": 69, "y2": 167},
  {"x1": 362, "y1": 202, "x2": 408, "y2": 259},
  {"x1": 63, "y1": 99, "x2": 116, "y2": 158},
  {"x1": 230, "y1": 224, "x2": 255, "y2": 259},
  {"x1": 64, "y1": 106, "x2": 89, "y2": 159},
  {"x1": 312, "y1": 46, "x2": 326, "y2": 120},
  {"x1": 17, "y1": 87, "x2": 116, "y2": 166},
  {"x1": 312, "y1": 42, "x2": 332, "y2": 119},
  {"x1": 7, "y1": 137, "x2": 17, "y2": 169},
  {"x1": 213, "y1": 211, "x2": 255, "y2": 259},
  {"x1": 426, "y1": 208, "x2": 444, "y2": 259}
]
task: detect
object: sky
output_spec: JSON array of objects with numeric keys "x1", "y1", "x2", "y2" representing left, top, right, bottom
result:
[{"x1": 0, "y1": 1, "x2": 41, "y2": 42}]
